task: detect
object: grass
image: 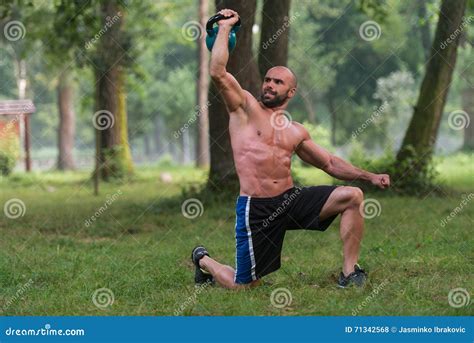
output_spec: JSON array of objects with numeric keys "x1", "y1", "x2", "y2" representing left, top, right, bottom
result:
[{"x1": 0, "y1": 154, "x2": 472, "y2": 316}]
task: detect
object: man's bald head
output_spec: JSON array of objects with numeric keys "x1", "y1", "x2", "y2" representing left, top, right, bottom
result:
[
  {"x1": 260, "y1": 66, "x2": 297, "y2": 108},
  {"x1": 266, "y1": 66, "x2": 297, "y2": 88}
]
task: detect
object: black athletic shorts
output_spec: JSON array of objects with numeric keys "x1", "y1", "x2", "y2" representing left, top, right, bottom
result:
[{"x1": 234, "y1": 185, "x2": 339, "y2": 284}]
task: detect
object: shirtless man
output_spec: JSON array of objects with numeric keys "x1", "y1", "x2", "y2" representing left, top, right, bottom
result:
[{"x1": 191, "y1": 9, "x2": 390, "y2": 289}]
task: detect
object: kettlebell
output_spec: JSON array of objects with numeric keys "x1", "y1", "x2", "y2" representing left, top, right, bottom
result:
[{"x1": 205, "y1": 13, "x2": 241, "y2": 52}]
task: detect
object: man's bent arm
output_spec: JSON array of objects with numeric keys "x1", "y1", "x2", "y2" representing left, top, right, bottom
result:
[
  {"x1": 209, "y1": 13, "x2": 246, "y2": 112},
  {"x1": 295, "y1": 129, "x2": 375, "y2": 182}
]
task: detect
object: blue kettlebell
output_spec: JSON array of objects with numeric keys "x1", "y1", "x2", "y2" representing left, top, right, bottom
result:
[{"x1": 206, "y1": 14, "x2": 241, "y2": 52}]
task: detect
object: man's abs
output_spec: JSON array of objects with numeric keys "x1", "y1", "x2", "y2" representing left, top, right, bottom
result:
[{"x1": 228, "y1": 100, "x2": 299, "y2": 197}]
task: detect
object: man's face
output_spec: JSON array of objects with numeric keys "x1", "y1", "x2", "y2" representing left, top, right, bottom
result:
[{"x1": 260, "y1": 68, "x2": 296, "y2": 108}]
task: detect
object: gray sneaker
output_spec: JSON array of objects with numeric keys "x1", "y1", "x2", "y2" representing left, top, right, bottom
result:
[
  {"x1": 337, "y1": 264, "x2": 367, "y2": 288},
  {"x1": 191, "y1": 246, "x2": 214, "y2": 285}
]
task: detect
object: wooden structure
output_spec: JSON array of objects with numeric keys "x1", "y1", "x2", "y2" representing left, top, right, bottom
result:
[{"x1": 0, "y1": 100, "x2": 36, "y2": 172}]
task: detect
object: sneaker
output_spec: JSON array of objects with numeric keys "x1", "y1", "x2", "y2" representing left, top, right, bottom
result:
[
  {"x1": 191, "y1": 246, "x2": 214, "y2": 285},
  {"x1": 337, "y1": 264, "x2": 367, "y2": 288}
]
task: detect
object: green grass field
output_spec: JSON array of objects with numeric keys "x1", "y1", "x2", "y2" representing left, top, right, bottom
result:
[{"x1": 0, "y1": 154, "x2": 472, "y2": 316}]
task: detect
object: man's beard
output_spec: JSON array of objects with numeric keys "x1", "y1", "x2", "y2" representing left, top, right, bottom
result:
[{"x1": 260, "y1": 91, "x2": 288, "y2": 108}]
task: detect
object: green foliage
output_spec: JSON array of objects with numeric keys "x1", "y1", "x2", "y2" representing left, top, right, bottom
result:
[
  {"x1": 390, "y1": 145, "x2": 439, "y2": 195},
  {"x1": 0, "y1": 150, "x2": 16, "y2": 176},
  {"x1": 0, "y1": 130, "x2": 19, "y2": 176},
  {"x1": 358, "y1": 0, "x2": 390, "y2": 22},
  {"x1": 349, "y1": 143, "x2": 440, "y2": 196},
  {"x1": 156, "y1": 154, "x2": 175, "y2": 168},
  {"x1": 155, "y1": 65, "x2": 197, "y2": 135},
  {"x1": 303, "y1": 121, "x2": 333, "y2": 151},
  {"x1": 349, "y1": 139, "x2": 395, "y2": 174}
]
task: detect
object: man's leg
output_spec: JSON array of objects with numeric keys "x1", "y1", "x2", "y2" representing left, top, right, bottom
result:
[
  {"x1": 319, "y1": 186, "x2": 364, "y2": 277},
  {"x1": 199, "y1": 256, "x2": 260, "y2": 289}
]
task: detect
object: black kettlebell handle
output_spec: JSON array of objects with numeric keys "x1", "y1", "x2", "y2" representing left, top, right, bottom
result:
[{"x1": 206, "y1": 13, "x2": 241, "y2": 33}]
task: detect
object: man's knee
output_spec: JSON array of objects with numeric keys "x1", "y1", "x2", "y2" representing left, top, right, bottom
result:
[{"x1": 342, "y1": 186, "x2": 364, "y2": 207}]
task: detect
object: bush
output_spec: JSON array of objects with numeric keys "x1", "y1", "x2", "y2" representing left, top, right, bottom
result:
[
  {"x1": 391, "y1": 146, "x2": 439, "y2": 196},
  {"x1": 0, "y1": 129, "x2": 20, "y2": 176},
  {"x1": 0, "y1": 150, "x2": 16, "y2": 176},
  {"x1": 156, "y1": 154, "x2": 175, "y2": 168},
  {"x1": 348, "y1": 144, "x2": 439, "y2": 196},
  {"x1": 303, "y1": 121, "x2": 333, "y2": 151}
]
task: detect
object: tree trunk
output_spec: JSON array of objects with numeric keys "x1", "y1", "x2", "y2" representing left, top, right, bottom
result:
[
  {"x1": 208, "y1": 0, "x2": 260, "y2": 190},
  {"x1": 183, "y1": 129, "x2": 191, "y2": 164},
  {"x1": 57, "y1": 70, "x2": 76, "y2": 170},
  {"x1": 14, "y1": 58, "x2": 27, "y2": 100},
  {"x1": 301, "y1": 89, "x2": 317, "y2": 123},
  {"x1": 94, "y1": 1, "x2": 133, "y2": 180},
  {"x1": 417, "y1": 0, "x2": 432, "y2": 61},
  {"x1": 258, "y1": 0, "x2": 291, "y2": 77},
  {"x1": 462, "y1": 87, "x2": 474, "y2": 150},
  {"x1": 196, "y1": 0, "x2": 210, "y2": 167},
  {"x1": 169, "y1": 138, "x2": 178, "y2": 164},
  {"x1": 143, "y1": 134, "x2": 152, "y2": 157},
  {"x1": 153, "y1": 116, "x2": 164, "y2": 156},
  {"x1": 397, "y1": 0, "x2": 467, "y2": 163}
]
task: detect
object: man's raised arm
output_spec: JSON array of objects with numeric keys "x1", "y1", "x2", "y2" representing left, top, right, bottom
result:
[
  {"x1": 295, "y1": 126, "x2": 390, "y2": 189},
  {"x1": 209, "y1": 9, "x2": 246, "y2": 113}
]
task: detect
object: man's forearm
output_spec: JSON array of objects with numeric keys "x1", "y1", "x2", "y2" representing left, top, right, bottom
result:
[
  {"x1": 326, "y1": 155, "x2": 374, "y2": 182},
  {"x1": 209, "y1": 26, "x2": 232, "y2": 77}
]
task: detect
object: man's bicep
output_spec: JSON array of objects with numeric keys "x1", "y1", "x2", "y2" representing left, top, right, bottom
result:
[
  {"x1": 212, "y1": 72, "x2": 246, "y2": 112},
  {"x1": 296, "y1": 138, "x2": 332, "y2": 170}
]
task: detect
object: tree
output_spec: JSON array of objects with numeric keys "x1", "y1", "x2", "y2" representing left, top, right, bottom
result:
[
  {"x1": 196, "y1": 0, "x2": 210, "y2": 167},
  {"x1": 56, "y1": 69, "x2": 76, "y2": 169},
  {"x1": 258, "y1": 0, "x2": 291, "y2": 77},
  {"x1": 207, "y1": 0, "x2": 260, "y2": 190},
  {"x1": 460, "y1": 41, "x2": 473, "y2": 151},
  {"x1": 396, "y1": 0, "x2": 467, "y2": 164},
  {"x1": 417, "y1": 0, "x2": 432, "y2": 61},
  {"x1": 94, "y1": 0, "x2": 134, "y2": 180},
  {"x1": 47, "y1": 1, "x2": 82, "y2": 170}
]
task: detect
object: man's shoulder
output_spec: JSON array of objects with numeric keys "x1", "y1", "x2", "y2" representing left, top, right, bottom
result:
[{"x1": 291, "y1": 121, "x2": 310, "y2": 139}]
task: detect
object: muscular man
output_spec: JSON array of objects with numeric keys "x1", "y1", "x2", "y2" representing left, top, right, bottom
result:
[{"x1": 191, "y1": 9, "x2": 390, "y2": 289}]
